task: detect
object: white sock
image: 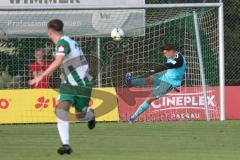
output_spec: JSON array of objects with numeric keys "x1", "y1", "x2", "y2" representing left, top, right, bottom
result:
[
  {"x1": 56, "y1": 108, "x2": 70, "y2": 145},
  {"x1": 57, "y1": 119, "x2": 70, "y2": 145}
]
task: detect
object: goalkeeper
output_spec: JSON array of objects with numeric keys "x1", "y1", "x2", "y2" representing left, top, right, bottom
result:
[
  {"x1": 125, "y1": 44, "x2": 186, "y2": 124},
  {"x1": 29, "y1": 19, "x2": 95, "y2": 155}
]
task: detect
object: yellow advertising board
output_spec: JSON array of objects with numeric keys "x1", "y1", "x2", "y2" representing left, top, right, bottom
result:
[{"x1": 0, "y1": 88, "x2": 119, "y2": 124}]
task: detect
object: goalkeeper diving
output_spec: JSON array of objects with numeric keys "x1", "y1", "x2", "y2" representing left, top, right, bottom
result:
[
  {"x1": 125, "y1": 44, "x2": 186, "y2": 124},
  {"x1": 29, "y1": 19, "x2": 95, "y2": 155}
]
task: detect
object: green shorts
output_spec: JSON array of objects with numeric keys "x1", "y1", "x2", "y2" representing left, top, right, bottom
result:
[{"x1": 58, "y1": 82, "x2": 93, "y2": 112}]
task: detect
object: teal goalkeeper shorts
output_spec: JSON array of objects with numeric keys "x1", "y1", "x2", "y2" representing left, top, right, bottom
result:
[
  {"x1": 57, "y1": 82, "x2": 93, "y2": 112},
  {"x1": 151, "y1": 72, "x2": 173, "y2": 99}
]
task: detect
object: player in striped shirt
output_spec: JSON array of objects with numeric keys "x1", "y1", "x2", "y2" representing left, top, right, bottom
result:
[{"x1": 29, "y1": 19, "x2": 95, "y2": 155}]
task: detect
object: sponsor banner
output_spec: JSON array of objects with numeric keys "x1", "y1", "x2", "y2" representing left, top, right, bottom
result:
[
  {"x1": 0, "y1": 88, "x2": 119, "y2": 124},
  {"x1": 0, "y1": 0, "x2": 145, "y2": 37},
  {"x1": 117, "y1": 87, "x2": 220, "y2": 121},
  {"x1": 225, "y1": 86, "x2": 240, "y2": 119}
]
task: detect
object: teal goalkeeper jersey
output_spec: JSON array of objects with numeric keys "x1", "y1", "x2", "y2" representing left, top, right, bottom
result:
[{"x1": 159, "y1": 52, "x2": 186, "y2": 88}]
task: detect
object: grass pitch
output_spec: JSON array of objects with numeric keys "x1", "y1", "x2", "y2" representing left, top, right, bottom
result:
[{"x1": 0, "y1": 121, "x2": 240, "y2": 160}]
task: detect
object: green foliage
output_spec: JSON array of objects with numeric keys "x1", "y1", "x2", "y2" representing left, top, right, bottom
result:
[
  {"x1": 0, "y1": 40, "x2": 19, "y2": 55},
  {"x1": 0, "y1": 71, "x2": 21, "y2": 89}
]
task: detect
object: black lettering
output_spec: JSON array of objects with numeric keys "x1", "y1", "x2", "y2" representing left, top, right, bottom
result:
[
  {"x1": 45, "y1": 0, "x2": 57, "y2": 4},
  {"x1": 10, "y1": 0, "x2": 21, "y2": 4},
  {"x1": 70, "y1": 0, "x2": 80, "y2": 3},
  {"x1": 30, "y1": 0, "x2": 43, "y2": 3},
  {"x1": 59, "y1": 0, "x2": 68, "y2": 3}
]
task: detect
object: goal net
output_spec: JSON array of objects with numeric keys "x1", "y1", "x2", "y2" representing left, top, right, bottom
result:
[{"x1": 0, "y1": 4, "x2": 223, "y2": 123}]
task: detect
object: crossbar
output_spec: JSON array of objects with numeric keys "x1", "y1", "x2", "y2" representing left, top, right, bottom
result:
[{"x1": 0, "y1": 3, "x2": 222, "y2": 11}]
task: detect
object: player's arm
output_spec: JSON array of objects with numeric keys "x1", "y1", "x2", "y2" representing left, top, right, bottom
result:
[
  {"x1": 32, "y1": 71, "x2": 37, "y2": 78},
  {"x1": 29, "y1": 64, "x2": 37, "y2": 78},
  {"x1": 46, "y1": 62, "x2": 54, "y2": 77},
  {"x1": 147, "y1": 53, "x2": 184, "y2": 75},
  {"x1": 29, "y1": 41, "x2": 70, "y2": 86},
  {"x1": 40, "y1": 56, "x2": 63, "y2": 78},
  {"x1": 164, "y1": 53, "x2": 184, "y2": 69},
  {"x1": 151, "y1": 65, "x2": 168, "y2": 73},
  {"x1": 41, "y1": 40, "x2": 70, "y2": 78},
  {"x1": 28, "y1": 55, "x2": 64, "y2": 86}
]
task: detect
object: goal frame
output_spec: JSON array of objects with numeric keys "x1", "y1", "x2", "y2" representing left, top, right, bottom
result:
[{"x1": 0, "y1": 3, "x2": 225, "y2": 121}]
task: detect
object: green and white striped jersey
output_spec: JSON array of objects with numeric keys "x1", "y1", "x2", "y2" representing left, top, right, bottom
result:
[{"x1": 55, "y1": 36, "x2": 92, "y2": 86}]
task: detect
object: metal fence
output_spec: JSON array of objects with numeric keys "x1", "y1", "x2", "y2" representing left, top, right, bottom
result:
[
  {"x1": 223, "y1": 1, "x2": 240, "y2": 85},
  {"x1": 148, "y1": 0, "x2": 240, "y2": 86}
]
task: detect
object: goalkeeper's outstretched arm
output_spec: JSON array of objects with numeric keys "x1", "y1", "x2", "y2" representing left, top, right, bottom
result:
[{"x1": 150, "y1": 65, "x2": 167, "y2": 73}]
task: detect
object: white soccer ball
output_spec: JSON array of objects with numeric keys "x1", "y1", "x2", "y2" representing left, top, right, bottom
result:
[{"x1": 111, "y1": 28, "x2": 124, "y2": 41}]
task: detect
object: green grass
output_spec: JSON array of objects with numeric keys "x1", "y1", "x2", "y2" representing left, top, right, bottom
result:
[{"x1": 0, "y1": 121, "x2": 240, "y2": 160}]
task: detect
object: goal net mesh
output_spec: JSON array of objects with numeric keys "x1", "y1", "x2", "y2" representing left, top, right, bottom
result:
[{"x1": 0, "y1": 7, "x2": 220, "y2": 122}]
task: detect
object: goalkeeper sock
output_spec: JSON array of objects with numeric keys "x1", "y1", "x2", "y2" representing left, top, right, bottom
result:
[
  {"x1": 131, "y1": 78, "x2": 146, "y2": 87},
  {"x1": 57, "y1": 119, "x2": 70, "y2": 145},
  {"x1": 131, "y1": 101, "x2": 149, "y2": 120}
]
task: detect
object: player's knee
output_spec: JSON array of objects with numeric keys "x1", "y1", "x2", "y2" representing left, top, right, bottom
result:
[{"x1": 55, "y1": 107, "x2": 69, "y2": 121}]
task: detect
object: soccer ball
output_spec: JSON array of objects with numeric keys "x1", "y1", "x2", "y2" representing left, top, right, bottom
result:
[{"x1": 111, "y1": 28, "x2": 124, "y2": 41}]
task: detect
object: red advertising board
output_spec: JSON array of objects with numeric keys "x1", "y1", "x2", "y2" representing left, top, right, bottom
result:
[
  {"x1": 225, "y1": 86, "x2": 240, "y2": 119},
  {"x1": 117, "y1": 87, "x2": 220, "y2": 121}
]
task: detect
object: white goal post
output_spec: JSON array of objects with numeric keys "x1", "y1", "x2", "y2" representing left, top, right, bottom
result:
[{"x1": 0, "y1": 3, "x2": 225, "y2": 121}]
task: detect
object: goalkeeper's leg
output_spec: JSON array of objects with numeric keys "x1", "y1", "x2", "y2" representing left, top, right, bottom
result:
[
  {"x1": 129, "y1": 80, "x2": 173, "y2": 124},
  {"x1": 55, "y1": 100, "x2": 73, "y2": 155},
  {"x1": 129, "y1": 94, "x2": 156, "y2": 124},
  {"x1": 124, "y1": 72, "x2": 154, "y2": 87}
]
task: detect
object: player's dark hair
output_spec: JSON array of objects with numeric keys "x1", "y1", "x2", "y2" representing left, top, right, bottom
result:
[
  {"x1": 47, "y1": 19, "x2": 64, "y2": 33},
  {"x1": 161, "y1": 44, "x2": 178, "y2": 51}
]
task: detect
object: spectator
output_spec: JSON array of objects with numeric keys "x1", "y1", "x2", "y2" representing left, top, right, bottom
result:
[{"x1": 29, "y1": 49, "x2": 51, "y2": 88}]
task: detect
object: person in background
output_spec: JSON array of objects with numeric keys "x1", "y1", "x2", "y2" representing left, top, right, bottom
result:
[{"x1": 29, "y1": 49, "x2": 52, "y2": 88}]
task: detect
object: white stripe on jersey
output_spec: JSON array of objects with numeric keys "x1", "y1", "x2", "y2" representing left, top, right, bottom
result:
[
  {"x1": 58, "y1": 36, "x2": 91, "y2": 86},
  {"x1": 67, "y1": 73, "x2": 78, "y2": 86},
  {"x1": 75, "y1": 65, "x2": 88, "y2": 80},
  {"x1": 65, "y1": 65, "x2": 88, "y2": 86}
]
